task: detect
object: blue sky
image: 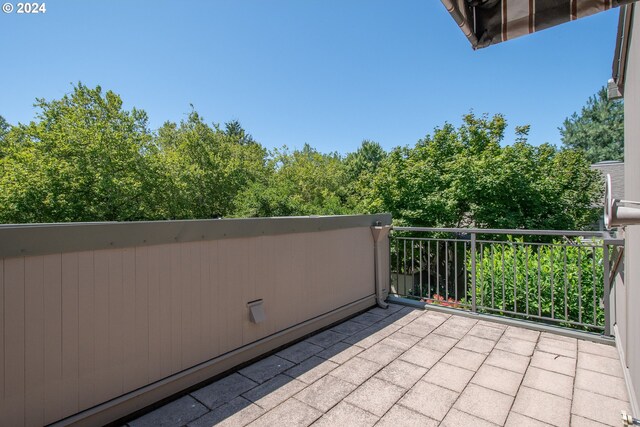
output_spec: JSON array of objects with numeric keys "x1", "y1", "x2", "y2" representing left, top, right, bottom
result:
[{"x1": 0, "y1": 0, "x2": 619, "y2": 154}]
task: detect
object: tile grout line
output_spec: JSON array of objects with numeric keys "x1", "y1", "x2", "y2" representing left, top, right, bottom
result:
[
  {"x1": 569, "y1": 334, "x2": 580, "y2": 427},
  {"x1": 335, "y1": 314, "x2": 613, "y2": 425},
  {"x1": 532, "y1": 347, "x2": 626, "y2": 380},
  {"x1": 327, "y1": 309, "x2": 449, "y2": 423},
  {"x1": 242, "y1": 307, "x2": 404, "y2": 425},
  {"x1": 185, "y1": 319, "x2": 371, "y2": 425},
  {"x1": 503, "y1": 328, "x2": 537, "y2": 425},
  {"x1": 437, "y1": 319, "x2": 504, "y2": 425},
  {"x1": 364, "y1": 309, "x2": 456, "y2": 425},
  {"x1": 292, "y1": 308, "x2": 452, "y2": 424},
  {"x1": 301, "y1": 309, "x2": 413, "y2": 425},
  {"x1": 142, "y1": 306, "x2": 626, "y2": 427},
  {"x1": 568, "y1": 347, "x2": 628, "y2": 426}
]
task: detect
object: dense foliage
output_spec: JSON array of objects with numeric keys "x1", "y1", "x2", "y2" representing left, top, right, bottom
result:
[
  {"x1": 0, "y1": 84, "x2": 603, "y2": 228},
  {"x1": 472, "y1": 239, "x2": 604, "y2": 329},
  {"x1": 369, "y1": 114, "x2": 601, "y2": 230},
  {"x1": 560, "y1": 86, "x2": 624, "y2": 163},
  {"x1": 392, "y1": 236, "x2": 605, "y2": 331},
  {"x1": 0, "y1": 85, "x2": 266, "y2": 222}
]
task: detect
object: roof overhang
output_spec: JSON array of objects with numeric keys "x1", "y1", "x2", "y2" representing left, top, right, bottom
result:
[{"x1": 441, "y1": 0, "x2": 636, "y2": 49}]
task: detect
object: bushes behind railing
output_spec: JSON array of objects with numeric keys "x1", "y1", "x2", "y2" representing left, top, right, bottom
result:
[
  {"x1": 469, "y1": 238, "x2": 604, "y2": 330},
  {"x1": 390, "y1": 233, "x2": 605, "y2": 332}
]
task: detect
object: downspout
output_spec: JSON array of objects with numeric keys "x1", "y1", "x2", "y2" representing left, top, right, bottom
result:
[{"x1": 371, "y1": 223, "x2": 392, "y2": 309}]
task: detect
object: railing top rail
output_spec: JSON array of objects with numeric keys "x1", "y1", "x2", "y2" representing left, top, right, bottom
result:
[{"x1": 392, "y1": 226, "x2": 610, "y2": 238}]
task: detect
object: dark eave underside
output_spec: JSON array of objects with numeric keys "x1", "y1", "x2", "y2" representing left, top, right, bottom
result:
[{"x1": 441, "y1": 0, "x2": 636, "y2": 49}]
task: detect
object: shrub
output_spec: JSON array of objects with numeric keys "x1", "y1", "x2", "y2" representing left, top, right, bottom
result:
[{"x1": 470, "y1": 238, "x2": 604, "y2": 329}]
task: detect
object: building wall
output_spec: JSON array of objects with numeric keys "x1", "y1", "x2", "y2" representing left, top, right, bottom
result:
[
  {"x1": 0, "y1": 215, "x2": 390, "y2": 426},
  {"x1": 621, "y1": 5, "x2": 640, "y2": 415},
  {"x1": 591, "y1": 161, "x2": 625, "y2": 200}
]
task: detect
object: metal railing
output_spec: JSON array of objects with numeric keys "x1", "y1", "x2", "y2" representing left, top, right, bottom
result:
[{"x1": 390, "y1": 227, "x2": 624, "y2": 335}]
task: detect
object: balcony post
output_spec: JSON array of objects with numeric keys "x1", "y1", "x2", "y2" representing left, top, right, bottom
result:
[
  {"x1": 471, "y1": 232, "x2": 477, "y2": 313},
  {"x1": 603, "y1": 242, "x2": 611, "y2": 336},
  {"x1": 371, "y1": 225, "x2": 392, "y2": 308}
]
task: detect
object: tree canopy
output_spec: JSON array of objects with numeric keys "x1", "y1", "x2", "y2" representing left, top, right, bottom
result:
[
  {"x1": 367, "y1": 114, "x2": 601, "y2": 229},
  {"x1": 560, "y1": 86, "x2": 624, "y2": 163},
  {"x1": 1, "y1": 84, "x2": 155, "y2": 223},
  {"x1": 0, "y1": 84, "x2": 265, "y2": 223},
  {"x1": 0, "y1": 83, "x2": 602, "y2": 230}
]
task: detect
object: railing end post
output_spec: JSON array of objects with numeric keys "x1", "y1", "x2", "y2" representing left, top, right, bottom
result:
[{"x1": 603, "y1": 243, "x2": 612, "y2": 336}]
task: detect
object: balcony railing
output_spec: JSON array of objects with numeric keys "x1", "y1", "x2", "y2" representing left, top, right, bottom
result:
[
  {"x1": 0, "y1": 217, "x2": 627, "y2": 426},
  {"x1": 389, "y1": 227, "x2": 624, "y2": 335}
]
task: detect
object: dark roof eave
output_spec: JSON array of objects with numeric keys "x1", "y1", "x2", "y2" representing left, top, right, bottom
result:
[{"x1": 442, "y1": 0, "x2": 637, "y2": 50}]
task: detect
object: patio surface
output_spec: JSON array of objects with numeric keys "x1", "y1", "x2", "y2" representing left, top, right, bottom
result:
[{"x1": 127, "y1": 304, "x2": 631, "y2": 427}]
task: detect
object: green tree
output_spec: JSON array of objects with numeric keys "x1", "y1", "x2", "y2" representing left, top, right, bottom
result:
[
  {"x1": 224, "y1": 119, "x2": 256, "y2": 145},
  {"x1": 0, "y1": 115, "x2": 11, "y2": 158},
  {"x1": 0, "y1": 83, "x2": 156, "y2": 223},
  {"x1": 0, "y1": 115, "x2": 10, "y2": 139},
  {"x1": 235, "y1": 144, "x2": 352, "y2": 217},
  {"x1": 0, "y1": 84, "x2": 605, "y2": 229},
  {"x1": 368, "y1": 113, "x2": 601, "y2": 230},
  {"x1": 344, "y1": 140, "x2": 387, "y2": 211},
  {"x1": 0, "y1": 86, "x2": 269, "y2": 224},
  {"x1": 153, "y1": 112, "x2": 267, "y2": 219},
  {"x1": 560, "y1": 86, "x2": 624, "y2": 163}
]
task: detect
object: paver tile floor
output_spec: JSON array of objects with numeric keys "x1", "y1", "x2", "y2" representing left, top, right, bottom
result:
[{"x1": 128, "y1": 304, "x2": 630, "y2": 427}]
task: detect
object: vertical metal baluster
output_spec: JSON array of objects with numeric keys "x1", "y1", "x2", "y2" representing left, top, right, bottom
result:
[
  {"x1": 393, "y1": 237, "x2": 400, "y2": 292},
  {"x1": 411, "y1": 239, "x2": 416, "y2": 296},
  {"x1": 428, "y1": 240, "x2": 431, "y2": 299},
  {"x1": 479, "y1": 242, "x2": 484, "y2": 308},
  {"x1": 513, "y1": 242, "x2": 518, "y2": 313},
  {"x1": 537, "y1": 246, "x2": 542, "y2": 317},
  {"x1": 455, "y1": 241, "x2": 458, "y2": 302},
  {"x1": 403, "y1": 239, "x2": 407, "y2": 297},
  {"x1": 603, "y1": 243, "x2": 611, "y2": 336},
  {"x1": 437, "y1": 240, "x2": 440, "y2": 298},
  {"x1": 471, "y1": 233, "x2": 477, "y2": 313},
  {"x1": 564, "y1": 245, "x2": 568, "y2": 321},
  {"x1": 396, "y1": 237, "x2": 399, "y2": 294},
  {"x1": 550, "y1": 245, "x2": 555, "y2": 319},
  {"x1": 483, "y1": 242, "x2": 487, "y2": 309},
  {"x1": 399, "y1": 238, "x2": 403, "y2": 296},
  {"x1": 394, "y1": 237, "x2": 397, "y2": 294},
  {"x1": 578, "y1": 246, "x2": 582, "y2": 324},
  {"x1": 419, "y1": 241, "x2": 423, "y2": 299},
  {"x1": 592, "y1": 245, "x2": 597, "y2": 328},
  {"x1": 525, "y1": 245, "x2": 529, "y2": 315},
  {"x1": 502, "y1": 243, "x2": 506, "y2": 311},
  {"x1": 445, "y1": 240, "x2": 449, "y2": 301},
  {"x1": 464, "y1": 241, "x2": 468, "y2": 305},
  {"x1": 491, "y1": 245, "x2": 495, "y2": 308}
]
